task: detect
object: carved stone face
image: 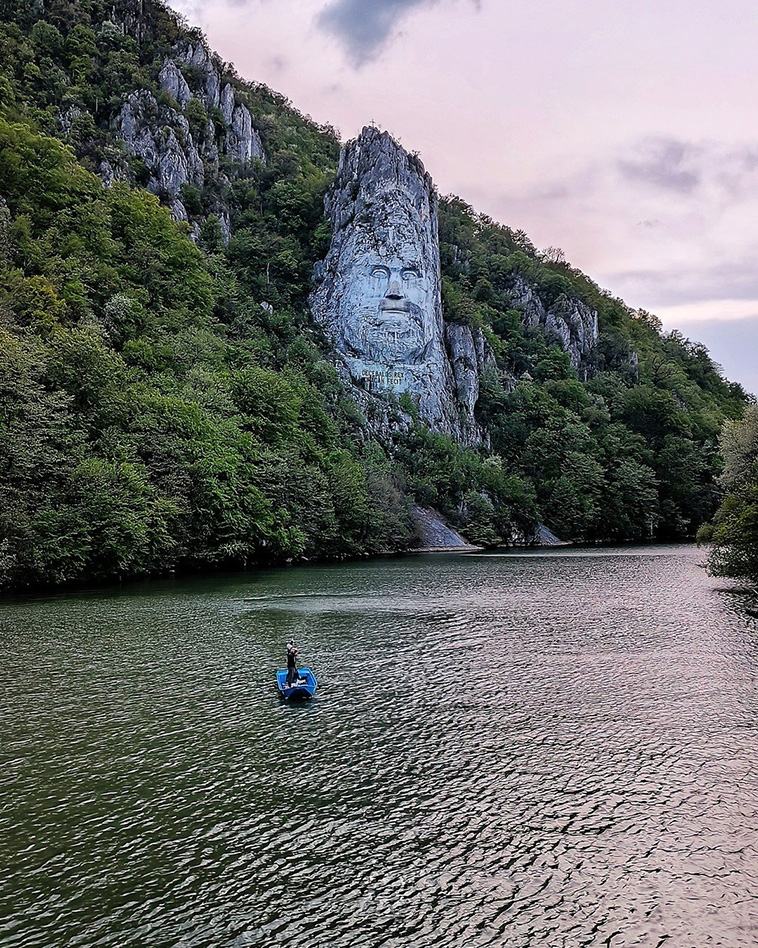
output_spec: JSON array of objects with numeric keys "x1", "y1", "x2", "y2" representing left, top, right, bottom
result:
[
  {"x1": 310, "y1": 126, "x2": 483, "y2": 444},
  {"x1": 341, "y1": 254, "x2": 435, "y2": 364}
]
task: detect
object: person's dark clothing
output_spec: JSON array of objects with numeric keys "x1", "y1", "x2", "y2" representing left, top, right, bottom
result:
[{"x1": 286, "y1": 647, "x2": 298, "y2": 685}]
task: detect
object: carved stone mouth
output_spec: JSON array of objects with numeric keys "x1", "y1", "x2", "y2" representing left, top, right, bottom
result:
[{"x1": 379, "y1": 300, "x2": 411, "y2": 314}]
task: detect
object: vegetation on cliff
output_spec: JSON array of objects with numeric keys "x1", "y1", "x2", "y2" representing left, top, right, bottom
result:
[
  {"x1": 0, "y1": 0, "x2": 751, "y2": 589},
  {"x1": 437, "y1": 200, "x2": 748, "y2": 541}
]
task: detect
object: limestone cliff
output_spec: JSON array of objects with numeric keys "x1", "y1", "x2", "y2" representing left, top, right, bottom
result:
[
  {"x1": 509, "y1": 276, "x2": 599, "y2": 378},
  {"x1": 311, "y1": 127, "x2": 490, "y2": 446},
  {"x1": 97, "y1": 35, "x2": 264, "y2": 237},
  {"x1": 175, "y1": 43, "x2": 264, "y2": 164}
]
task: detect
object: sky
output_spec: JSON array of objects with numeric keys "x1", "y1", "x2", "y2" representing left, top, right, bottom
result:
[{"x1": 170, "y1": 0, "x2": 758, "y2": 394}]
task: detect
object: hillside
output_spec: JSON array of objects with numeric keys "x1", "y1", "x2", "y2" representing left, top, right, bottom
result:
[{"x1": 0, "y1": 0, "x2": 749, "y2": 589}]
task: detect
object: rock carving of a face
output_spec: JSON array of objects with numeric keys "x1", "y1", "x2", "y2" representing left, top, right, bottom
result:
[
  {"x1": 311, "y1": 127, "x2": 483, "y2": 444},
  {"x1": 311, "y1": 127, "x2": 447, "y2": 392},
  {"x1": 342, "y1": 255, "x2": 434, "y2": 364}
]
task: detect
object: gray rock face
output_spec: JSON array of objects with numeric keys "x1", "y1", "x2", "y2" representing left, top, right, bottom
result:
[
  {"x1": 445, "y1": 323, "x2": 496, "y2": 424},
  {"x1": 510, "y1": 276, "x2": 598, "y2": 376},
  {"x1": 220, "y1": 83, "x2": 235, "y2": 125},
  {"x1": 205, "y1": 71, "x2": 220, "y2": 111},
  {"x1": 179, "y1": 42, "x2": 220, "y2": 109},
  {"x1": 311, "y1": 126, "x2": 486, "y2": 445},
  {"x1": 116, "y1": 91, "x2": 203, "y2": 208},
  {"x1": 158, "y1": 52, "x2": 264, "y2": 166},
  {"x1": 109, "y1": 46, "x2": 266, "y2": 237},
  {"x1": 226, "y1": 103, "x2": 264, "y2": 163},
  {"x1": 158, "y1": 59, "x2": 192, "y2": 108}
]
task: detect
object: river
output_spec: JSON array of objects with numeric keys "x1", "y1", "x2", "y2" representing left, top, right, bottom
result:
[{"x1": 2, "y1": 545, "x2": 757, "y2": 947}]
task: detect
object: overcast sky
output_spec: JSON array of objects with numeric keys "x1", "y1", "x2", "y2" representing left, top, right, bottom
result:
[{"x1": 171, "y1": 0, "x2": 758, "y2": 394}]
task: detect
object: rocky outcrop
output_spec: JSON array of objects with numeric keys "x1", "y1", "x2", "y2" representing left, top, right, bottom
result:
[
  {"x1": 311, "y1": 126, "x2": 489, "y2": 446},
  {"x1": 158, "y1": 59, "x2": 191, "y2": 108},
  {"x1": 510, "y1": 276, "x2": 598, "y2": 377},
  {"x1": 227, "y1": 102, "x2": 257, "y2": 162},
  {"x1": 108, "y1": 43, "x2": 264, "y2": 233},
  {"x1": 179, "y1": 42, "x2": 221, "y2": 110},
  {"x1": 116, "y1": 90, "x2": 204, "y2": 218},
  {"x1": 175, "y1": 46, "x2": 263, "y2": 164},
  {"x1": 220, "y1": 83, "x2": 235, "y2": 125},
  {"x1": 445, "y1": 323, "x2": 497, "y2": 424}
]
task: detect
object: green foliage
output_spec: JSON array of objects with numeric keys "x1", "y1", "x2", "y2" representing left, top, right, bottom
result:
[
  {"x1": 0, "y1": 114, "x2": 411, "y2": 589},
  {"x1": 437, "y1": 197, "x2": 747, "y2": 542},
  {"x1": 396, "y1": 427, "x2": 537, "y2": 544},
  {"x1": 0, "y1": 0, "x2": 750, "y2": 592},
  {"x1": 700, "y1": 405, "x2": 758, "y2": 583}
]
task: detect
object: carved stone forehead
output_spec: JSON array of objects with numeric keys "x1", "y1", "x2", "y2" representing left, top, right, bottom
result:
[{"x1": 343, "y1": 198, "x2": 436, "y2": 265}]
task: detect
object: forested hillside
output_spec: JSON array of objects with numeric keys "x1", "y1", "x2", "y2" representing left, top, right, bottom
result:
[
  {"x1": 699, "y1": 406, "x2": 758, "y2": 584},
  {"x1": 0, "y1": 0, "x2": 749, "y2": 589}
]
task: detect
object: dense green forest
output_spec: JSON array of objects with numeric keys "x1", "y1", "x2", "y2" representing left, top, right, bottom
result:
[
  {"x1": 0, "y1": 0, "x2": 751, "y2": 589},
  {"x1": 698, "y1": 406, "x2": 758, "y2": 584}
]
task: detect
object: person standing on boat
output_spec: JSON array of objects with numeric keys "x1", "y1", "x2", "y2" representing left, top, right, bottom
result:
[{"x1": 286, "y1": 639, "x2": 298, "y2": 686}]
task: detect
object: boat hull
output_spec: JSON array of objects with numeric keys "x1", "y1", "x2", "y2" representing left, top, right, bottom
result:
[{"x1": 276, "y1": 666, "x2": 317, "y2": 700}]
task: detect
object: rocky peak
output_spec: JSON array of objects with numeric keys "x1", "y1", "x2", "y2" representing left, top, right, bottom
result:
[
  {"x1": 115, "y1": 90, "x2": 203, "y2": 221},
  {"x1": 509, "y1": 276, "x2": 599, "y2": 378},
  {"x1": 158, "y1": 59, "x2": 192, "y2": 108},
  {"x1": 178, "y1": 41, "x2": 221, "y2": 110},
  {"x1": 312, "y1": 126, "x2": 489, "y2": 445},
  {"x1": 220, "y1": 83, "x2": 235, "y2": 125},
  {"x1": 108, "y1": 45, "x2": 264, "y2": 236}
]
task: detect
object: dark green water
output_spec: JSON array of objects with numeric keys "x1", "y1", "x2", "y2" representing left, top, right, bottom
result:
[{"x1": 2, "y1": 546, "x2": 758, "y2": 947}]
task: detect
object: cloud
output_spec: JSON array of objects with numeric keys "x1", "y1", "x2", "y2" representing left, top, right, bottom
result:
[
  {"x1": 714, "y1": 145, "x2": 758, "y2": 198},
  {"x1": 606, "y1": 260, "x2": 758, "y2": 308},
  {"x1": 267, "y1": 54, "x2": 288, "y2": 73},
  {"x1": 618, "y1": 138, "x2": 702, "y2": 194},
  {"x1": 616, "y1": 137, "x2": 758, "y2": 201},
  {"x1": 316, "y1": 0, "x2": 472, "y2": 67}
]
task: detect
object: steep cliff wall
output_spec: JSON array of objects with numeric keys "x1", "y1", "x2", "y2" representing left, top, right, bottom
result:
[
  {"x1": 101, "y1": 35, "x2": 264, "y2": 237},
  {"x1": 311, "y1": 126, "x2": 491, "y2": 446}
]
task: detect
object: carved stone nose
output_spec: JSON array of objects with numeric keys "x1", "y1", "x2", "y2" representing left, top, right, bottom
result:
[{"x1": 385, "y1": 278, "x2": 403, "y2": 299}]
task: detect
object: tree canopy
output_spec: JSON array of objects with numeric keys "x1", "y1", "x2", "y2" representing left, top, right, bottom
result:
[{"x1": 699, "y1": 406, "x2": 758, "y2": 584}]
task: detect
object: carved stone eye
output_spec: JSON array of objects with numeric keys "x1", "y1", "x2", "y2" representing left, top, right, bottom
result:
[
  {"x1": 401, "y1": 268, "x2": 419, "y2": 281},
  {"x1": 371, "y1": 266, "x2": 390, "y2": 278}
]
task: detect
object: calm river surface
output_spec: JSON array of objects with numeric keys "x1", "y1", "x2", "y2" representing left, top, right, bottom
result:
[{"x1": 2, "y1": 545, "x2": 758, "y2": 947}]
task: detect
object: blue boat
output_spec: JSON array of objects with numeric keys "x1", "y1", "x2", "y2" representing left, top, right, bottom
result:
[{"x1": 276, "y1": 666, "x2": 318, "y2": 700}]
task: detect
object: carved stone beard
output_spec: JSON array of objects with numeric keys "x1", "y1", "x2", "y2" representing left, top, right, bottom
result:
[{"x1": 354, "y1": 300, "x2": 429, "y2": 364}]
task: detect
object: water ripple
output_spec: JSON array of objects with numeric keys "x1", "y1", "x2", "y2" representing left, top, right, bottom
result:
[{"x1": 2, "y1": 546, "x2": 758, "y2": 947}]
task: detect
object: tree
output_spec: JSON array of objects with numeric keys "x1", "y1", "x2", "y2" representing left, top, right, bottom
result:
[{"x1": 700, "y1": 406, "x2": 758, "y2": 583}]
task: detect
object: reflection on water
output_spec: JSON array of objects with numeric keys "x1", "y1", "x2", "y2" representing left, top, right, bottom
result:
[{"x1": 1, "y1": 545, "x2": 757, "y2": 947}]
